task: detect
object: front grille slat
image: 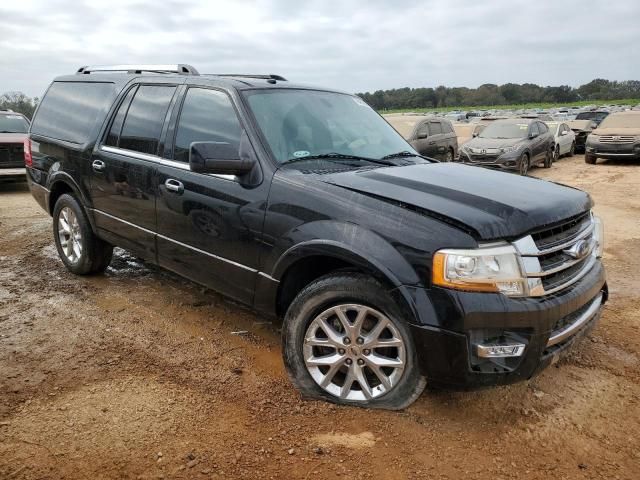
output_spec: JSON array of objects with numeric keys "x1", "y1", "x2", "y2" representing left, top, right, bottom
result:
[
  {"x1": 598, "y1": 135, "x2": 635, "y2": 144},
  {"x1": 513, "y1": 212, "x2": 597, "y2": 297}
]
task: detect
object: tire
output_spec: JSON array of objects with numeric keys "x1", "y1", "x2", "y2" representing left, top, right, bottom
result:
[
  {"x1": 445, "y1": 148, "x2": 454, "y2": 162},
  {"x1": 282, "y1": 273, "x2": 426, "y2": 410},
  {"x1": 568, "y1": 142, "x2": 575, "y2": 157},
  {"x1": 585, "y1": 154, "x2": 597, "y2": 165},
  {"x1": 554, "y1": 145, "x2": 560, "y2": 162},
  {"x1": 543, "y1": 148, "x2": 553, "y2": 168},
  {"x1": 518, "y1": 153, "x2": 530, "y2": 176},
  {"x1": 52, "y1": 194, "x2": 113, "y2": 275}
]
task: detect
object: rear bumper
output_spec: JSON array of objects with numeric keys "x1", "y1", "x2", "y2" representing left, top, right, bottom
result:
[
  {"x1": 0, "y1": 167, "x2": 26, "y2": 178},
  {"x1": 406, "y1": 261, "x2": 607, "y2": 389}
]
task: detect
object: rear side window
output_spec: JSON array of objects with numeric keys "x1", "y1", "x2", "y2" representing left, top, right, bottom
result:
[
  {"x1": 118, "y1": 85, "x2": 176, "y2": 155},
  {"x1": 429, "y1": 122, "x2": 443, "y2": 135},
  {"x1": 31, "y1": 82, "x2": 116, "y2": 144},
  {"x1": 530, "y1": 123, "x2": 539, "y2": 136},
  {"x1": 173, "y1": 88, "x2": 243, "y2": 163},
  {"x1": 538, "y1": 122, "x2": 548, "y2": 133},
  {"x1": 105, "y1": 87, "x2": 137, "y2": 147}
]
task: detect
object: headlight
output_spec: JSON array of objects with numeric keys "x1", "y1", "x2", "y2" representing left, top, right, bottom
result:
[
  {"x1": 593, "y1": 215, "x2": 604, "y2": 258},
  {"x1": 500, "y1": 145, "x2": 522, "y2": 154},
  {"x1": 432, "y1": 244, "x2": 526, "y2": 296}
]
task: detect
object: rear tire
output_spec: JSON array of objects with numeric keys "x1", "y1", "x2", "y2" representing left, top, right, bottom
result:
[
  {"x1": 544, "y1": 148, "x2": 553, "y2": 168},
  {"x1": 585, "y1": 154, "x2": 597, "y2": 165},
  {"x1": 282, "y1": 273, "x2": 426, "y2": 410},
  {"x1": 52, "y1": 194, "x2": 113, "y2": 275},
  {"x1": 553, "y1": 145, "x2": 560, "y2": 162},
  {"x1": 445, "y1": 148, "x2": 454, "y2": 162}
]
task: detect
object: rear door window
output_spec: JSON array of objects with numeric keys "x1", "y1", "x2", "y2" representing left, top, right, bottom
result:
[
  {"x1": 429, "y1": 121, "x2": 443, "y2": 135},
  {"x1": 118, "y1": 85, "x2": 177, "y2": 155},
  {"x1": 31, "y1": 81, "x2": 116, "y2": 144},
  {"x1": 529, "y1": 123, "x2": 539, "y2": 136},
  {"x1": 105, "y1": 87, "x2": 137, "y2": 147}
]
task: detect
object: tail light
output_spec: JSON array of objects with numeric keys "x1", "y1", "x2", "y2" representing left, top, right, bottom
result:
[{"x1": 24, "y1": 138, "x2": 32, "y2": 167}]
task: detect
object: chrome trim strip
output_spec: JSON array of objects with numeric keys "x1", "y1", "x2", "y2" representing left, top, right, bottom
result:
[
  {"x1": 258, "y1": 271, "x2": 280, "y2": 283},
  {"x1": 92, "y1": 208, "x2": 156, "y2": 235},
  {"x1": 526, "y1": 242, "x2": 595, "y2": 278},
  {"x1": 590, "y1": 152, "x2": 637, "y2": 157},
  {"x1": 537, "y1": 222, "x2": 594, "y2": 256},
  {"x1": 476, "y1": 343, "x2": 526, "y2": 358},
  {"x1": 99, "y1": 146, "x2": 236, "y2": 181},
  {"x1": 527, "y1": 255, "x2": 597, "y2": 297},
  {"x1": 547, "y1": 293, "x2": 603, "y2": 347},
  {"x1": 156, "y1": 234, "x2": 258, "y2": 273},
  {"x1": 0, "y1": 167, "x2": 27, "y2": 176}
]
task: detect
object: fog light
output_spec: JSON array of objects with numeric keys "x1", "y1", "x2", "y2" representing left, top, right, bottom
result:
[{"x1": 476, "y1": 342, "x2": 525, "y2": 358}]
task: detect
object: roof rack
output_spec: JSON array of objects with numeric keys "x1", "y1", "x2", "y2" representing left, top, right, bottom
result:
[
  {"x1": 214, "y1": 74, "x2": 287, "y2": 82},
  {"x1": 76, "y1": 64, "x2": 199, "y2": 75}
]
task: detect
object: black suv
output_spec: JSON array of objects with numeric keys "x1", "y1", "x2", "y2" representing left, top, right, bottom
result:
[
  {"x1": 26, "y1": 65, "x2": 607, "y2": 410},
  {"x1": 459, "y1": 118, "x2": 555, "y2": 175}
]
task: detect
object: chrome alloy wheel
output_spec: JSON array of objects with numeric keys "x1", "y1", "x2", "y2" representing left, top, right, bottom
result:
[
  {"x1": 303, "y1": 304, "x2": 406, "y2": 401},
  {"x1": 57, "y1": 206, "x2": 83, "y2": 263}
]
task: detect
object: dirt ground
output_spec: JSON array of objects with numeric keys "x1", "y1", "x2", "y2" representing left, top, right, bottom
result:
[{"x1": 1, "y1": 155, "x2": 639, "y2": 480}]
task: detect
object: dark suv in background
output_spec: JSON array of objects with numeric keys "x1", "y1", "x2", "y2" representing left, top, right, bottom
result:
[
  {"x1": 26, "y1": 65, "x2": 607, "y2": 410},
  {"x1": 0, "y1": 110, "x2": 30, "y2": 179},
  {"x1": 383, "y1": 114, "x2": 458, "y2": 161},
  {"x1": 458, "y1": 118, "x2": 555, "y2": 175}
]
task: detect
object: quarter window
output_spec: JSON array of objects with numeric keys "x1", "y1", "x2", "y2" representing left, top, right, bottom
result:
[
  {"x1": 118, "y1": 85, "x2": 176, "y2": 155},
  {"x1": 105, "y1": 87, "x2": 137, "y2": 147},
  {"x1": 173, "y1": 88, "x2": 243, "y2": 163}
]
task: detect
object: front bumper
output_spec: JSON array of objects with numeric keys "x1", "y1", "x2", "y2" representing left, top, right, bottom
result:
[
  {"x1": 586, "y1": 142, "x2": 640, "y2": 160},
  {"x1": 405, "y1": 260, "x2": 607, "y2": 389},
  {"x1": 458, "y1": 150, "x2": 521, "y2": 171}
]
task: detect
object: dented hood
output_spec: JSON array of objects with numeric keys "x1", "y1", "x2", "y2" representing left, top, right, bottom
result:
[{"x1": 322, "y1": 163, "x2": 592, "y2": 240}]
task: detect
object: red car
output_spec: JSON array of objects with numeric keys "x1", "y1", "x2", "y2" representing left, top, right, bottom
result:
[{"x1": 0, "y1": 110, "x2": 30, "y2": 179}]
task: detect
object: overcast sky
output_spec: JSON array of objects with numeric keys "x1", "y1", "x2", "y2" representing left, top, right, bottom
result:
[{"x1": 1, "y1": 0, "x2": 639, "y2": 98}]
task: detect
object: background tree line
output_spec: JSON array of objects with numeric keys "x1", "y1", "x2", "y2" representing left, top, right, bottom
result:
[
  {"x1": 357, "y1": 79, "x2": 640, "y2": 110},
  {"x1": 0, "y1": 92, "x2": 40, "y2": 119}
]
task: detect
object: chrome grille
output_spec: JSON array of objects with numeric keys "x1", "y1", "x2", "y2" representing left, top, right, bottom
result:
[
  {"x1": 513, "y1": 213, "x2": 597, "y2": 296},
  {"x1": 598, "y1": 135, "x2": 635, "y2": 144}
]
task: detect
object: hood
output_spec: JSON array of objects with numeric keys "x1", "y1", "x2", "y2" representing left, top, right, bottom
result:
[
  {"x1": 592, "y1": 127, "x2": 640, "y2": 136},
  {"x1": 568, "y1": 120, "x2": 592, "y2": 131},
  {"x1": 321, "y1": 163, "x2": 591, "y2": 240},
  {"x1": 0, "y1": 132, "x2": 27, "y2": 144},
  {"x1": 464, "y1": 137, "x2": 523, "y2": 150}
]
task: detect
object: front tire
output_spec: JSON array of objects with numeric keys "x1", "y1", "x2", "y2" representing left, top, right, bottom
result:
[
  {"x1": 568, "y1": 142, "x2": 575, "y2": 157},
  {"x1": 518, "y1": 153, "x2": 530, "y2": 176},
  {"x1": 544, "y1": 147, "x2": 553, "y2": 168},
  {"x1": 282, "y1": 273, "x2": 426, "y2": 410},
  {"x1": 585, "y1": 153, "x2": 597, "y2": 164},
  {"x1": 52, "y1": 194, "x2": 113, "y2": 275},
  {"x1": 445, "y1": 148, "x2": 454, "y2": 162}
]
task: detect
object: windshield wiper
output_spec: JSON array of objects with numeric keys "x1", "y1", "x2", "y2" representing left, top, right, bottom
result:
[
  {"x1": 381, "y1": 151, "x2": 436, "y2": 162},
  {"x1": 282, "y1": 153, "x2": 396, "y2": 167}
]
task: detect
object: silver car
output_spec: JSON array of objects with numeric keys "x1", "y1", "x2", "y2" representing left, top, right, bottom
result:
[{"x1": 546, "y1": 121, "x2": 576, "y2": 161}]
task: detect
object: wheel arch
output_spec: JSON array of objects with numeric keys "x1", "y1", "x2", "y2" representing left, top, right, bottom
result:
[{"x1": 47, "y1": 173, "x2": 97, "y2": 231}]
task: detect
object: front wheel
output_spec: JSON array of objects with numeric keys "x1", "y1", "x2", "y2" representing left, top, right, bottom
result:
[
  {"x1": 585, "y1": 153, "x2": 597, "y2": 164},
  {"x1": 282, "y1": 273, "x2": 426, "y2": 410},
  {"x1": 568, "y1": 142, "x2": 575, "y2": 157},
  {"x1": 445, "y1": 148, "x2": 454, "y2": 162},
  {"x1": 518, "y1": 153, "x2": 530, "y2": 176},
  {"x1": 53, "y1": 194, "x2": 113, "y2": 275},
  {"x1": 544, "y1": 147, "x2": 553, "y2": 168}
]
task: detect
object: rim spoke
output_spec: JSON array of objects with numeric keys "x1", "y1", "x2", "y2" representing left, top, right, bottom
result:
[
  {"x1": 370, "y1": 337, "x2": 403, "y2": 348},
  {"x1": 305, "y1": 336, "x2": 336, "y2": 348},
  {"x1": 59, "y1": 218, "x2": 71, "y2": 233},
  {"x1": 363, "y1": 317, "x2": 390, "y2": 345},
  {"x1": 340, "y1": 367, "x2": 356, "y2": 399},
  {"x1": 353, "y1": 365, "x2": 373, "y2": 399},
  {"x1": 73, "y1": 242, "x2": 82, "y2": 258},
  {"x1": 319, "y1": 362, "x2": 343, "y2": 388},
  {"x1": 367, "y1": 353, "x2": 402, "y2": 368},
  {"x1": 306, "y1": 353, "x2": 342, "y2": 367},
  {"x1": 352, "y1": 307, "x2": 369, "y2": 337},
  {"x1": 317, "y1": 317, "x2": 345, "y2": 346},
  {"x1": 366, "y1": 361, "x2": 392, "y2": 391},
  {"x1": 333, "y1": 306, "x2": 352, "y2": 334}
]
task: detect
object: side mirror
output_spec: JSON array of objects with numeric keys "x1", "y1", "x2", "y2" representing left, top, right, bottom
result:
[
  {"x1": 189, "y1": 142, "x2": 255, "y2": 175},
  {"x1": 528, "y1": 132, "x2": 538, "y2": 139},
  {"x1": 472, "y1": 132, "x2": 479, "y2": 138},
  {"x1": 561, "y1": 130, "x2": 568, "y2": 136},
  {"x1": 417, "y1": 132, "x2": 428, "y2": 139}
]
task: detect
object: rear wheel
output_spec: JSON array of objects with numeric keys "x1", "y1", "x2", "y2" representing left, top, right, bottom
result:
[
  {"x1": 585, "y1": 153, "x2": 597, "y2": 165},
  {"x1": 282, "y1": 273, "x2": 425, "y2": 410},
  {"x1": 445, "y1": 148, "x2": 454, "y2": 162},
  {"x1": 543, "y1": 148, "x2": 553, "y2": 168},
  {"x1": 53, "y1": 194, "x2": 113, "y2": 275},
  {"x1": 518, "y1": 153, "x2": 530, "y2": 176},
  {"x1": 554, "y1": 144, "x2": 560, "y2": 162}
]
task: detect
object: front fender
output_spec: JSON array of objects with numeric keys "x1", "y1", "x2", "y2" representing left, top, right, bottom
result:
[{"x1": 269, "y1": 220, "x2": 423, "y2": 287}]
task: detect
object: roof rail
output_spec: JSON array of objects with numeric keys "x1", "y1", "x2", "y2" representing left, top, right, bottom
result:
[
  {"x1": 214, "y1": 74, "x2": 288, "y2": 82},
  {"x1": 76, "y1": 64, "x2": 199, "y2": 75}
]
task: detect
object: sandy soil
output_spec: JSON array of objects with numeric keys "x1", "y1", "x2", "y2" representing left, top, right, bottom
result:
[{"x1": 1, "y1": 155, "x2": 639, "y2": 480}]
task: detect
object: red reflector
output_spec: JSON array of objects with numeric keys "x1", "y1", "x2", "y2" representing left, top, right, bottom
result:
[{"x1": 24, "y1": 138, "x2": 32, "y2": 167}]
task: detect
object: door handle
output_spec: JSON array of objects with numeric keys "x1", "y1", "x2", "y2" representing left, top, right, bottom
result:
[
  {"x1": 92, "y1": 160, "x2": 106, "y2": 172},
  {"x1": 165, "y1": 178, "x2": 184, "y2": 194}
]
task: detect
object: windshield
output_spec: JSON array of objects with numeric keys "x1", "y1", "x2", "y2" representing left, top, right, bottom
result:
[
  {"x1": 546, "y1": 122, "x2": 559, "y2": 134},
  {"x1": 478, "y1": 121, "x2": 529, "y2": 139},
  {"x1": 0, "y1": 114, "x2": 29, "y2": 133},
  {"x1": 243, "y1": 89, "x2": 415, "y2": 164},
  {"x1": 576, "y1": 112, "x2": 608, "y2": 121},
  {"x1": 598, "y1": 114, "x2": 640, "y2": 128}
]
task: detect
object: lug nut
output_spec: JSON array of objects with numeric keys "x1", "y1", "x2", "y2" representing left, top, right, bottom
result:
[
  {"x1": 343, "y1": 337, "x2": 351, "y2": 345},
  {"x1": 357, "y1": 359, "x2": 365, "y2": 366},
  {"x1": 363, "y1": 349, "x2": 371, "y2": 356},
  {"x1": 345, "y1": 359, "x2": 353, "y2": 365},
  {"x1": 356, "y1": 337, "x2": 364, "y2": 345},
  {"x1": 338, "y1": 348, "x2": 346, "y2": 355}
]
